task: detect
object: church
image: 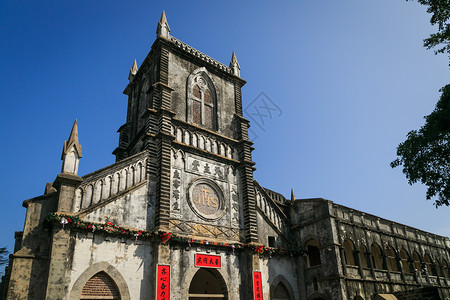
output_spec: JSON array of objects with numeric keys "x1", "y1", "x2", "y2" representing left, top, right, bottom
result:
[{"x1": 2, "y1": 12, "x2": 450, "y2": 300}]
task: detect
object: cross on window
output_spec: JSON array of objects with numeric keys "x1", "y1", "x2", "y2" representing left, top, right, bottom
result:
[{"x1": 191, "y1": 76, "x2": 215, "y2": 130}]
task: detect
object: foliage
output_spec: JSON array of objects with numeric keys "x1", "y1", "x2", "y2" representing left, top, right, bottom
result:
[
  {"x1": 0, "y1": 247, "x2": 8, "y2": 266},
  {"x1": 408, "y1": 0, "x2": 450, "y2": 65},
  {"x1": 391, "y1": 85, "x2": 450, "y2": 206},
  {"x1": 45, "y1": 213, "x2": 302, "y2": 257}
]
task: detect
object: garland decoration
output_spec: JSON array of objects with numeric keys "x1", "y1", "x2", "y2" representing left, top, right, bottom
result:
[{"x1": 45, "y1": 212, "x2": 303, "y2": 257}]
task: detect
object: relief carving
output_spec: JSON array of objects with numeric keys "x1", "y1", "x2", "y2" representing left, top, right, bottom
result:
[
  {"x1": 187, "y1": 178, "x2": 225, "y2": 221},
  {"x1": 168, "y1": 219, "x2": 240, "y2": 240}
]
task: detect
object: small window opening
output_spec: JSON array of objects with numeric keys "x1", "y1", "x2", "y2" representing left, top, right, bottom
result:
[{"x1": 268, "y1": 236, "x2": 276, "y2": 248}]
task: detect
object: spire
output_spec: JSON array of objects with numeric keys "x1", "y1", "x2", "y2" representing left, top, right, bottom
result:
[
  {"x1": 291, "y1": 189, "x2": 296, "y2": 202},
  {"x1": 61, "y1": 120, "x2": 82, "y2": 175},
  {"x1": 156, "y1": 10, "x2": 171, "y2": 39},
  {"x1": 229, "y1": 51, "x2": 241, "y2": 77},
  {"x1": 128, "y1": 59, "x2": 138, "y2": 82}
]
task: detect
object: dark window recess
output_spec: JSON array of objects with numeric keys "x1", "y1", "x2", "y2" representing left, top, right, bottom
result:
[
  {"x1": 268, "y1": 236, "x2": 276, "y2": 248},
  {"x1": 308, "y1": 245, "x2": 321, "y2": 267}
]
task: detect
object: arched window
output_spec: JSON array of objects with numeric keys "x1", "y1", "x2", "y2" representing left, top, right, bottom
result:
[
  {"x1": 187, "y1": 68, "x2": 217, "y2": 131},
  {"x1": 413, "y1": 251, "x2": 421, "y2": 272},
  {"x1": 343, "y1": 239, "x2": 356, "y2": 266},
  {"x1": 424, "y1": 253, "x2": 438, "y2": 276},
  {"x1": 386, "y1": 246, "x2": 398, "y2": 272},
  {"x1": 370, "y1": 243, "x2": 384, "y2": 270},
  {"x1": 81, "y1": 271, "x2": 121, "y2": 300},
  {"x1": 400, "y1": 248, "x2": 411, "y2": 273},
  {"x1": 442, "y1": 259, "x2": 449, "y2": 278},
  {"x1": 306, "y1": 239, "x2": 321, "y2": 267},
  {"x1": 359, "y1": 245, "x2": 368, "y2": 268}
]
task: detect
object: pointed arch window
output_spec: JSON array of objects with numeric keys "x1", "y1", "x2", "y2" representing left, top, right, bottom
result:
[
  {"x1": 81, "y1": 271, "x2": 121, "y2": 300},
  {"x1": 187, "y1": 68, "x2": 217, "y2": 131}
]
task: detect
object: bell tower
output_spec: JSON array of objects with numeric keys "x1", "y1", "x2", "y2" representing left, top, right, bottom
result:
[{"x1": 113, "y1": 11, "x2": 258, "y2": 244}]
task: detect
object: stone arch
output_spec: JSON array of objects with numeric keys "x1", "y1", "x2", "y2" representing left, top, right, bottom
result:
[
  {"x1": 136, "y1": 162, "x2": 143, "y2": 183},
  {"x1": 359, "y1": 244, "x2": 369, "y2": 268},
  {"x1": 212, "y1": 140, "x2": 218, "y2": 154},
  {"x1": 370, "y1": 242, "x2": 384, "y2": 270},
  {"x1": 424, "y1": 253, "x2": 437, "y2": 276},
  {"x1": 83, "y1": 184, "x2": 94, "y2": 209},
  {"x1": 412, "y1": 250, "x2": 422, "y2": 272},
  {"x1": 103, "y1": 176, "x2": 112, "y2": 200},
  {"x1": 119, "y1": 169, "x2": 127, "y2": 191},
  {"x1": 187, "y1": 267, "x2": 228, "y2": 299},
  {"x1": 199, "y1": 135, "x2": 205, "y2": 150},
  {"x1": 270, "y1": 274, "x2": 295, "y2": 300},
  {"x1": 93, "y1": 180, "x2": 103, "y2": 205},
  {"x1": 111, "y1": 172, "x2": 119, "y2": 196},
  {"x1": 400, "y1": 248, "x2": 411, "y2": 273},
  {"x1": 205, "y1": 137, "x2": 211, "y2": 152},
  {"x1": 219, "y1": 143, "x2": 225, "y2": 156},
  {"x1": 176, "y1": 126, "x2": 183, "y2": 142},
  {"x1": 343, "y1": 239, "x2": 356, "y2": 266},
  {"x1": 69, "y1": 262, "x2": 130, "y2": 300},
  {"x1": 386, "y1": 245, "x2": 399, "y2": 272},
  {"x1": 192, "y1": 132, "x2": 198, "y2": 148},
  {"x1": 130, "y1": 166, "x2": 136, "y2": 186}
]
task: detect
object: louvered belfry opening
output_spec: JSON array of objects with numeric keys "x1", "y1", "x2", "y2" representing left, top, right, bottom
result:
[{"x1": 81, "y1": 271, "x2": 121, "y2": 300}]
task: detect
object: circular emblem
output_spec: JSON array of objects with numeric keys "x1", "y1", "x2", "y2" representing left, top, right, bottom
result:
[{"x1": 188, "y1": 178, "x2": 225, "y2": 221}]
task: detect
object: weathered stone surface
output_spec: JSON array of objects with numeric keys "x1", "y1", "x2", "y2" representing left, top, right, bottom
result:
[{"x1": 2, "y1": 12, "x2": 450, "y2": 300}]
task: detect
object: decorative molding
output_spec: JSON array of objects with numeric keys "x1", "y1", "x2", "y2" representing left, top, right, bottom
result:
[
  {"x1": 168, "y1": 219, "x2": 240, "y2": 240},
  {"x1": 171, "y1": 37, "x2": 232, "y2": 74}
]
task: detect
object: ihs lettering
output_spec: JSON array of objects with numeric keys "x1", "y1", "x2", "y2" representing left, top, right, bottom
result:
[{"x1": 194, "y1": 188, "x2": 219, "y2": 208}]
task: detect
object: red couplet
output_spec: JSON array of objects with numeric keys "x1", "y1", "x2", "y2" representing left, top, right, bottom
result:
[
  {"x1": 194, "y1": 254, "x2": 221, "y2": 268},
  {"x1": 156, "y1": 265, "x2": 170, "y2": 300},
  {"x1": 253, "y1": 271, "x2": 263, "y2": 300}
]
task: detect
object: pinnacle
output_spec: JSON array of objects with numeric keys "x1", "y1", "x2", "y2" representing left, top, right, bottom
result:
[
  {"x1": 160, "y1": 10, "x2": 167, "y2": 24},
  {"x1": 291, "y1": 189, "x2": 296, "y2": 201},
  {"x1": 229, "y1": 51, "x2": 240, "y2": 77},
  {"x1": 62, "y1": 119, "x2": 82, "y2": 158},
  {"x1": 128, "y1": 59, "x2": 138, "y2": 81},
  {"x1": 130, "y1": 59, "x2": 138, "y2": 75},
  {"x1": 157, "y1": 10, "x2": 171, "y2": 38},
  {"x1": 231, "y1": 51, "x2": 238, "y2": 63}
]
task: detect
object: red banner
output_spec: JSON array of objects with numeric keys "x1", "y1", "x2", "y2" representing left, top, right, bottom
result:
[
  {"x1": 195, "y1": 254, "x2": 221, "y2": 268},
  {"x1": 156, "y1": 265, "x2": 170, "y2": 300},
  {"x1": 253, "y1": 271, "x2": 263, "y2": 300}
]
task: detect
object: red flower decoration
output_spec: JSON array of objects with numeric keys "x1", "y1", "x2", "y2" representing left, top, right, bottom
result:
[
  {"x1": 160, "y1": 232, "x2": 172, "y2": 244},
  {"x1": 106, "y1": 222, "x2": 113, "y2": 226},
  {"x1": 67, "y1": 217, "x2": 72, "y2": 223},
  {"x1": 254, "y1": 245, "x2": 264, "y2": 254}
]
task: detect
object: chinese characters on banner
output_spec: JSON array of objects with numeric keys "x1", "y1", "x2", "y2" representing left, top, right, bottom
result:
[
  {"x1": 194, "y1": 254, "x2": 221, "y2": 268},
  {"x1": 156, "y1": 265, "x2": 170, "y2": 300},
  {"x1": 253, "y1": 271, "x2": 263, "y2": 300}
]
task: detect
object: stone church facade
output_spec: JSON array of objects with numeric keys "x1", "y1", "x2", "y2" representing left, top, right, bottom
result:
[{"x1": 2, "y1": 12, "x2": 450, "y2": 300}]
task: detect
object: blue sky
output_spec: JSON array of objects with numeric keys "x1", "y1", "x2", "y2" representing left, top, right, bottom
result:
[{"x1": 1, "y1": 0, "x2": 449, "y2": 265}]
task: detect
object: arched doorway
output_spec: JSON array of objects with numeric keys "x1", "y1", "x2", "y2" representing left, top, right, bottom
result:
[
  {"x1": 188, "y1": 268, "x2": 228, "y2": 299},
  {"x1": 272, "y1": 281, "x2": 291, "y2": 300},
  {"x1": 80, "y1": 271, "x2": 121, "y2": 300}
]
